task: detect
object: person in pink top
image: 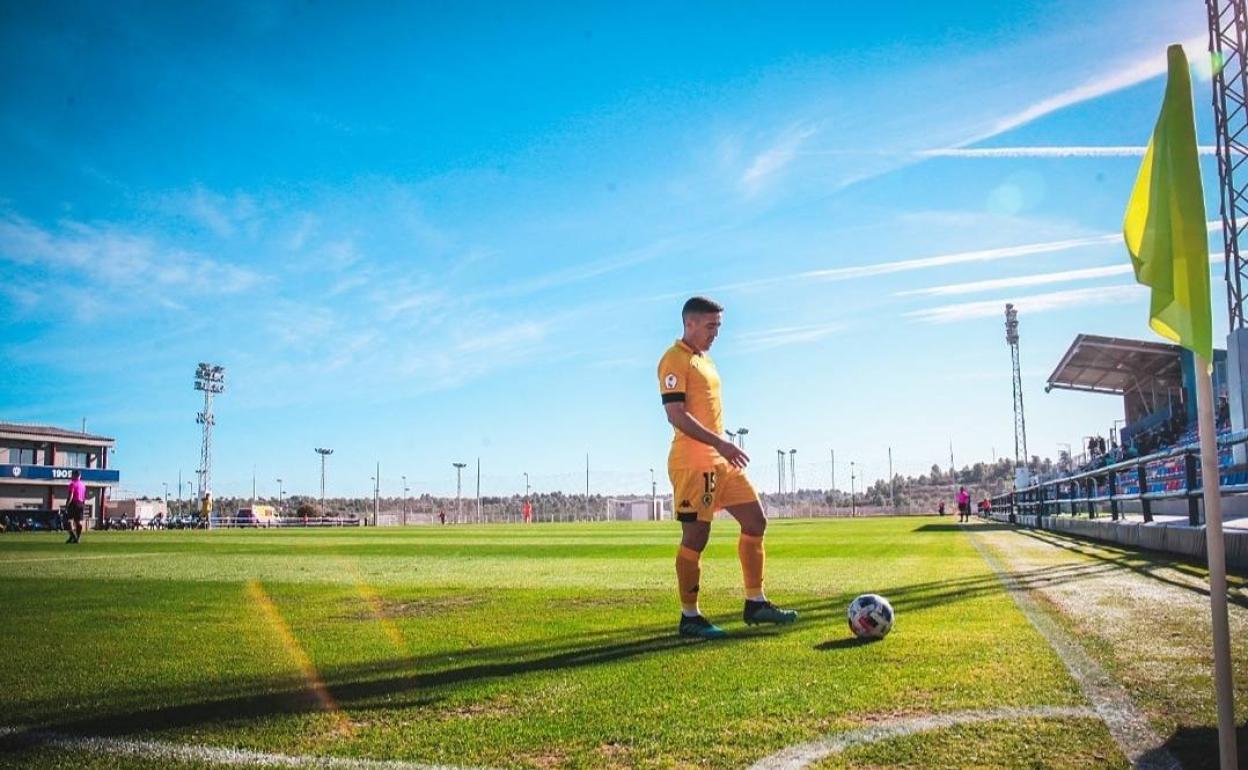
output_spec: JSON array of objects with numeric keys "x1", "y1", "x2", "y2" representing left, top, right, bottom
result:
[
  {"x1": 63, "y1": 470, "x2": 87, "y2": 544},
  {"x1": 956, "y1": 486, "x2": 971, "y2": 523}
]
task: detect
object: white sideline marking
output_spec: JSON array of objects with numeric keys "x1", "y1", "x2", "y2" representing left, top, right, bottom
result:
[
  {"x1": 3, "y1": 708, "x2": 1099, "y2": 770},
  {"x1": 0, "y1": 552, "x2": 172, "y2": 564},
  {"x1": 967, "y1": 533, "x2": 1180, "y2": 770},
  {"x1": 0, "y1": 726, "x2": 496, "y2": 769},
  {"x1": 748, "y1": 705, "x2": 1095, "y2": 770}
]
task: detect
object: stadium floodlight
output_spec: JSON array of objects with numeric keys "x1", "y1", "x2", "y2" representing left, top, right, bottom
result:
[
  {"x1": 193, "y1": 362, "x2": 225, "y2": 525},
  {"x1": 736, "y1": 427, "x2": 749, "y2": 450},
  {"x1": 849, "y1": 461, "x2": 857, "y2": 517},
  {"x1": 276, "y1": 478, "x2": 284, "y2": 508},
  {"x1": 1005, "y1": 304, "x2": 1030, "y2": 480},
  {"x1": 776, "y1": 450, "x2": 785, "y2": 496},
  {"x1": 452, "y1": 462, "x2": 467, "y2": 523},
  {"x1": 315, "y1": 448, "x2": 333, "y2": 512},
  {"x1": 789, "y1": 449, "x2": 797, "y2": 504},
  {"x1": 649, "y1": 467, "x2": 657, "y2": 521}
]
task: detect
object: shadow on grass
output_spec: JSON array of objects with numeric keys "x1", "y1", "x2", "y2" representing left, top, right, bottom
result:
[
  {"x1": 0, "y1": 598, "x2": 841, "y2": 750},
  {"x1": 914, "y1": 522, "x2": 1015, "y2": 533},
  {"x1": 1147, "y1": 720, "x2": 1248, "y2": 770},
  {"x1": 813, "y1": 637, "x2": 878, "y2": 651},
  {"x1": 866, "y1": 560, "x2": 1119, "y2": 617},
  {"x1": 1012, "y1": 527, "x2": 1248, "y2": 609}
]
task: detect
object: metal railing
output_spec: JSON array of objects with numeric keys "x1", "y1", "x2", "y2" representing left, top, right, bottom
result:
[{"x1": 991, "y1": 430, "x2": 1248, "y2": 526}]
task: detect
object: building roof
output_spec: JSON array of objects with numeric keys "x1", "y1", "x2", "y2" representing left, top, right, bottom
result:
[
  {"x1": 1045, "y1": 334, "x2": 1186, "y2": 395},
  {"x1": 0, "y1": 421, "x2": 115, "y2": 445}
]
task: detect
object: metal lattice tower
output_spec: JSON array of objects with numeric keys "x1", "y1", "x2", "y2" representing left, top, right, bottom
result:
[
  {"x1": 776, "y1": 449, "x2": 786, "y2": 495},
  {"x1": 1005, "y1": 305, "x2": 1029, "y2": 469},
  {"x1": 1208, "y1": 0, "x2": 1248, "y2": 329},
  {"x1": 193, "y1": 363, "x2": 225, "y2": 511}
]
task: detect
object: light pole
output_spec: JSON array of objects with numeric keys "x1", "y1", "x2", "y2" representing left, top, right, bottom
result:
[
  {"x1": 370, "y1": 474, "x2": 378, "y2": 527},
  {"x1": 850, "y1": 461, "x2": 857, "y2": 517},
  {"x1": 453, "y1": 462, "x2": 467, "y2": 523},
  {"x1": 276, "y1": 478, "x2": 284, "y2": 509},
  {"x1": 789, "y1": 449, "x2": 797, "y2": 507},
  {"x1": 831, "y1": 448, "x2": 836, "y2": 516},
  {"x1": 726, "y1": 430, "x2": 737, "y2": 447},
  {"x1": 776, "y1": 449, "x2": 785, "y2": 497},
  {"x1": 315, "y1": 448, "x2": 333, "y2": 512},
  {"x1": 888, "y1": 447, "x2": 894, "y2": 509},
  {"x1": 401, "y1": 475, "x2": 408, "y2": 525},
  {"x1": 523, "y1": 472, "x2": 530, "y2": 523},
  {"x1": 736, "y1": 427, "x2": 748, "y2": 450},
  {"x1": 650, "y1": 467, "x2": 657, "y2": 520}
]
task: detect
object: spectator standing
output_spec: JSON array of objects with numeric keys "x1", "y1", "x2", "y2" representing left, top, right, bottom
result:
[
  {"x1": 62, "y1": 470, "x2": 87, "y2": 544},
  {"x1": 956, "y1": 486, "x2": 970, "y2": 523}
]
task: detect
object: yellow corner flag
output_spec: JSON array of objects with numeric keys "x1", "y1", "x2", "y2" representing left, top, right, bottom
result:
[{"x1": 1123, "y1": 44, "x2": 1212, "y2": 361}]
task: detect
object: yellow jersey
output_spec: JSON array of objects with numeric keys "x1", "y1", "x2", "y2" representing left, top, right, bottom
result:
[{"x1": 658, "y1": 339, "x2": 724, "y2": 470}]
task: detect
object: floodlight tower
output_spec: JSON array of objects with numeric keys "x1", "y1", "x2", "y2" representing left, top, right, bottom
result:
[
  {"x1": 788, "y1": 449, "x2": 797, "y2": 503},
  {"x1": 1208, "y1": 0, "x2": 1248, "y2": 462},
  {"x1": 453, "y1": 462, "x2": 467, "y2": 523},
  {"x1": 1005, "y1": 304, "x2": 1030, "y2": 486},
  {"x1": 315, "y1": 448, "x2": 333, "y2": 511},
  {"x1": 776, "y1": 450, "x2": 786, "y2": 495},
  {"x1": 194, "y1": 363, "x2": 225, "y2": 522}
]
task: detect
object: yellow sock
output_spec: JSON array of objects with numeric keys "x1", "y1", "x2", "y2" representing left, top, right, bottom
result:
[
  {"x1": 738, "y1": 533, "x2": 765, "y2": 599},
  {"x1": 676, "y1": 545, "x2": 702, "y2": 614}
]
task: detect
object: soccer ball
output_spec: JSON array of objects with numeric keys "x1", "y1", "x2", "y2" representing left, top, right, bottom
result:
[{"x1": 847, "y1": 593, "x2": 894, "y2": 639}]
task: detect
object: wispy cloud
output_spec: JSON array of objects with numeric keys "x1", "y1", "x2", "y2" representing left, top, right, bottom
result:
[
  {"x1": 736, "y1": 321, "x2": 848, "y2": 351},
  {"x1": 740, "y1": 125, "x2": 817, "y2": 194},
  {"x1": 0, "y1": 212, "x2": 262, "y2": 315},
  {"x1": 166, "y1": 187, "x2": 263, "y2": 239},
  {"x1": 803, "y1": 233, "x2": 1122, "y2": 282},
  {"x1": 965, "y1": 35, "x2": 1207, "y2": 146},
  {"x1": 898, "y1": 264, "x2": 1133, "y2": 297},
  {"x1": 899, "y1": 250, "x2": 1225, "y2": 298},
  {"x1": 915, "y1": 145, "x2": 1218, "y2": 159},
  {"x1": 906, "y1": 284, "x2": 1144, "y2": 324}
]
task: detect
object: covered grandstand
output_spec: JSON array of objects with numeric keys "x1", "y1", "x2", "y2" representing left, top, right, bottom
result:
[{"x1": 995, "y1": 334, "x2": 1248, "y2": 541}]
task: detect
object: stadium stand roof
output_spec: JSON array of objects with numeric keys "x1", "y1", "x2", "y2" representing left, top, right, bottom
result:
[
  {"x1": 1045, "y1": 334, "x2": 1184, "y2": 396},
  {"x1": 0, "y1": 421, "x2": 114, "y2": 445}
]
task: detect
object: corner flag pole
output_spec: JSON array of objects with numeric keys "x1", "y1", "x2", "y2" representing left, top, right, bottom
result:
[
  {"x1": 1196, "y1": 353, "x2": 1237, "y2": 768},
  {"x1": 1125, "y1": 44, "x2": 1235, "y2": 768}
]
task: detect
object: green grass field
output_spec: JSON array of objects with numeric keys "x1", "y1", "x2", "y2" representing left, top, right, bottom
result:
[{"x1": 0, "y1": 517, "x2": 1240, "y2": 769}]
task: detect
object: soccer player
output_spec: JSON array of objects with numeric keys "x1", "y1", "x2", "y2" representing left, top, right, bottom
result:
[
  {"x1": 658, "y1": 296, "x2": 798, "y2": 639},
  {"x1": 62, "y1": 470, "x2": 86, "y2": 544}
]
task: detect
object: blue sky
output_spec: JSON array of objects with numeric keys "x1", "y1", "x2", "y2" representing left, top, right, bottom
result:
[{"x1": 0, "y1": 0, "x2": 1220, "y2": 499}]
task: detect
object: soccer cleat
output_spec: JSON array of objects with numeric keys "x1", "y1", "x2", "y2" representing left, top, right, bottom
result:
[
  {"x1": 678, "y1": 614, "x2": 728, "y2": 639},
  {"x1": 743, "y1": 599, "x2": 798, "y2": 626}
]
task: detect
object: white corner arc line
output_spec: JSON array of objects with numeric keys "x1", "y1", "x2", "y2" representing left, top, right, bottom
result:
[
  {"x1": 747, "y1": 705, "x2": 1096, "y2": 770},
  {"x1": 0, "y1": 727, "x2": 502, "y2": 770},
  {"x1": 967, "y1": 533, "x2": 1180, "y2": 770}
]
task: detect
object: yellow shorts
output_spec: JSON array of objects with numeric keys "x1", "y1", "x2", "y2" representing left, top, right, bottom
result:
[{"x1": 670, "y1": 464, "x2": 759, "y2": 523}]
